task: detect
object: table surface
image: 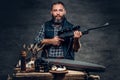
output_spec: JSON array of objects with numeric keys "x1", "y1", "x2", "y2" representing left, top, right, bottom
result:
[
  {"x1": 14, "y1": 70, "x2": 86, "y2": 77},
  {"x1": 12, "y1": 70, "x2": 100, "y2": 80}
]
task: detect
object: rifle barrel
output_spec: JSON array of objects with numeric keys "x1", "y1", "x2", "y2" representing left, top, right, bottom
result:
[{"x1": 82, "y1": 22, "x2": 109, "y2": 35}]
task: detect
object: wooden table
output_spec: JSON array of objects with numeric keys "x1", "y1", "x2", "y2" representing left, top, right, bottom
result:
[{"x1": 12, "y1": 70, "x2": 87, "y2": 80}]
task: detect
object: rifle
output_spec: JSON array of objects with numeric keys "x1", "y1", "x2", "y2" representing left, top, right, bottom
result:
[
  {"x1": 31, "y1": 22, "x2": 109, "y2": 52},
  {"x1": 58, "y1": 22, "x2": 109, "y2": 39}
]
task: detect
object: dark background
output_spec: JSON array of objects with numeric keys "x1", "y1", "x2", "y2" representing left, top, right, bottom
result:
[{"x1": 0, "y1": 0, "x2": 120, "y2": 80}]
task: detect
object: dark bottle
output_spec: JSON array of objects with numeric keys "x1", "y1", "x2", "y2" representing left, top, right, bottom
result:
[
  {"x1": 20, "y1": 50, "x2": 27, "y2": 72},
  {"x1": 34, "y1": 59, "x2": 40, "y2": 72}
]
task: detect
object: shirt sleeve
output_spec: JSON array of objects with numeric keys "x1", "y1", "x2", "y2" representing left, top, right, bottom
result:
[{"x1": 34, "y1": 24, "x2": 45, "y2": 44}]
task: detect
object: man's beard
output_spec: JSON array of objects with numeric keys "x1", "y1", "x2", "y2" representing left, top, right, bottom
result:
[{"x1": 52, "y1": 15, "x2": 65, "y2": 25}]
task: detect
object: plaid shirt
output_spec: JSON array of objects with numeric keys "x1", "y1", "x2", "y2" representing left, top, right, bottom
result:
[{"x1": 35, "y1": 24, "x2": 64, "y2": 58}]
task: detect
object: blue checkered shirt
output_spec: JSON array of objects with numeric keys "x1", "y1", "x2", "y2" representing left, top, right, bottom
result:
[{"x1": 35, "y1": 24, "x2": 64, "y2": 58}]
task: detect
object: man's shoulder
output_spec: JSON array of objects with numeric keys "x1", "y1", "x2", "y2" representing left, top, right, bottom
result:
[
  {"x1": 66, "y1": 21, "x2": 73, "y2": 26},
  {"x1": 64, "y1": 20, "x2": 74, "y2": 28}
]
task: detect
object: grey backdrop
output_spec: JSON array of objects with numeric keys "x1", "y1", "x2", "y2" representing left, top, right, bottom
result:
[{"x1": 0, "y1": 0, "x2": 120, "y2": 80}]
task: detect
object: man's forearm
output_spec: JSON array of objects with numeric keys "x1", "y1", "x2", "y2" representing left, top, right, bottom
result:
[
  {"x1": 40, "y1": 36, "x2": 63, "y2": 46},
  {"x1": 41, "y1": 39, "x2": 54, "y2": 45}
]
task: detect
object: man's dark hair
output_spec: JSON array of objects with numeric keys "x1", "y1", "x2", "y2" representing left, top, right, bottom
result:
[{"x1": 50, "y1": 1, "x2": 65, "y2": 10}]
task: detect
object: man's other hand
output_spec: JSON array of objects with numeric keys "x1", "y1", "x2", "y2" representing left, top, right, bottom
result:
[{"x1": 74, "y1": 31, "x2": 82, "y2": 39}]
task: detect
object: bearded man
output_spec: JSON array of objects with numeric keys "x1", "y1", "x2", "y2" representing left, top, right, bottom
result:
[{"x1": 35, "y1": 1, "x2": 82, "y2": 60}]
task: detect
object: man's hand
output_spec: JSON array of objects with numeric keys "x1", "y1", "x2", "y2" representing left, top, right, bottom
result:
[
  {"x1": 74, "y1": 30, "x2": 82, "y2": 39},
  {"x1": 73, "y1": 31, "x2": 82, "y2": 52},
  {"x1": 51, "y1": 36, "x2": 64, "y2": 46},
  {"x1": 41, "y1": 36, "x2": 64, "y2": 46}
]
